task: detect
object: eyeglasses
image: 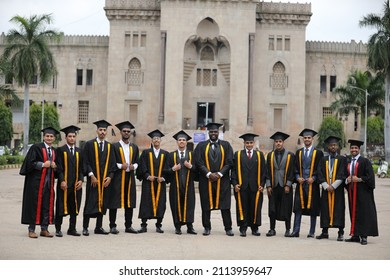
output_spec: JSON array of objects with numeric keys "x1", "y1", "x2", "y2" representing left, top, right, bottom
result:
[{"x1": 122, "y1": 130, "x2": 131, "y2": 133}]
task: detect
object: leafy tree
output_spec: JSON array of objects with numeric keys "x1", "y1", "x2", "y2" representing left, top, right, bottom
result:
[
  {"x1": 360, "y1": 0, "x2": 390, "y2": 161},
  {"x1": 1, "y1": 14, "x2": 61, "y2": 155},
  {"x1": 29, "y1": 103, "x2": 60, "y2": 144},
  {"x1": 0, "y1": 58, "x2": 20, "y2": 106},
  {"x1": 0, "y1": 101, "x2": 13, "y2": 145},
  {"x1": 367, "y1": 116, "x2": 384, "y2": 144},
  {"x1": 318, "y1": 116, "x2": 345, "y2": 151}
]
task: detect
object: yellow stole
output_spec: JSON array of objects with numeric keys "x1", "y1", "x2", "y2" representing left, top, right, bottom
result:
[
  {"x1": 149, "y1": 152, "x2": 165, "y2": 217},
  {"x1": 270, "y1": 151, "x2": 291, "y2": 187},
  {"x1": 94, "y1": 142, "x2": 111, "y2": 212},
  {"x1": 298, "y1": 149, "x2": 317, "y2": 209},
  {"x1": 62, "y1": 150, "x2": 80, "y2": 215},
  {"x1": 325, "y1": 158, "x2": 338, "y2": 227},
  {"x1": 174, "y1": 151, "x2": 192, "y2": 222},
  {"x1": 119, "y1": 145, "x2": 134, "y2": 208},
  {"x1": 205, "y1": 143, "x2": 225, "y2": 209}
]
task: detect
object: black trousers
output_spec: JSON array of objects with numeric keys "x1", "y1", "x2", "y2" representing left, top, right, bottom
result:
[
  {"x1": 83, "y1": 213, "x2": 103, "y2": 230},
  {"x1": 55, "y1": 214, "x2": 77, "y2": 231},
  {"x1": 202, "y1": 209, "x2": 232, "y2": 231},
  {"x1": 141, "y1": 217, "x2": 163, "y2": 228},
  {"x1": 109, "y1": 208, "x2": 134, "y2": 229}
]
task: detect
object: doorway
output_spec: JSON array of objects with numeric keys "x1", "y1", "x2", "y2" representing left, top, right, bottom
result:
[{"x1": 197, "y1": 102, "x2": 215, "y2": 129}]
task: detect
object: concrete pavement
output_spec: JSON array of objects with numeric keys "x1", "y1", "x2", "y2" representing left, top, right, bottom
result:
[{"x1": 0, "y1": 168, "x2": 389, "y2": 260}]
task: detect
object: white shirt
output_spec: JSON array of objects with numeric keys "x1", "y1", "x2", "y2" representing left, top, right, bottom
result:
[{"x1": 117, "y1": 140, "x2": 138, "y2": 172}]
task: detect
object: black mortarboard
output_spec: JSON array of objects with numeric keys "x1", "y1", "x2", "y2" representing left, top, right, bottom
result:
[
  {"x1": 93, "y1": 119, "x2": 111, "y2": 129},
  {"x1": 299, "y1": 128, "x2": 318, "y2": 137},
  {"x1": 205, "y1": 122, "x2": 223, "y2": 130},
  {"x1": 60, "y1": 125, "x2": 80, "y2": 136},
  {"x1": 239, "y1": 133, "x2": 259, "y2": 141},
  {"x1": 325, "y1": 136, "x2": 341, "y2": 144},
  {"x1": 270, "y1": 131, "x2": 289, "y2": 141},
  {"x1": 172, "y1": 130, "x2": 192, "y2": 141},
  {"x1": 41, "y1": 126, "x2": 60, "y2": 136},
  {"x1": 147, "y1": 129, "x2": 165, "y2": 139},
  {"x1": 115, "y1": 121, "x2": 135, "y2": 130},
  {"x1": 348, "y1": 139, "x2": 364, "y2": 147}
]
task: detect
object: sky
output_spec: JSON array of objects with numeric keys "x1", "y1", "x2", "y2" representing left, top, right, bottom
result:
[{"x1": 0, "y1": 0, "x2": 385, "y2": 43}]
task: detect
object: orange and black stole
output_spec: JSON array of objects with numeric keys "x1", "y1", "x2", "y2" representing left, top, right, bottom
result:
[
  {"x1": 93, "y1": 142, "x2": 111, "y2": 213},
  {"x1": 61, "y1": 149, "x2": 80, "y2": 215},
  {"x1": 173, "y1": 151, "x2": 192, "y2": 223},
  {"x1": 119, "y1": 146, "x2": 134, "y2": 208},
  {"x1": 298, "y1": 149, "x2": 317, "y2": 210},
  {"x1": 325, "y1": 158, "x2": 339, "y2": 227},
  {"x1": 148, "y1": 151, "x2": 165, "y2": 217},
  {"x1": 347, "y1": 160, "x2": 359, "y2": 235}
]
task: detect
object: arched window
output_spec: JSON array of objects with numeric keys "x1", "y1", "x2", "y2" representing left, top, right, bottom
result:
[
  {"x1": 271, "y1": 62, "x2": 287, "y2": 89},
  {"x1": 128, "y1": 58, "x2": 142, "y2": 86},
  {"x1": 200, "y1": 46, "x2": 214, "y2": 61}
]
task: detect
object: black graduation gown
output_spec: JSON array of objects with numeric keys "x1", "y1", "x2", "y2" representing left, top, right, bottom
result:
[
  {"x1": 168, "y1": 150, "x2": 196, "y2": 225},
  {"x1": 346, "y1": 156, "x2": 378, "y2": 237},
  {"x1": 108, "y1": 141, "x2": 139, "y2": 209},
  {"x1": 82, "y1": 139, "x2": 116, "y2": 216},
  {"x1": 266, "y1": 149, "x2": 295, "y2": 221},
  {"x1": 293, "y1": 148, "x2": 324, "y2": 216},
  {"x1": 55, "y1": 145, "x2": 84, "y2": 217},
  {"x1": 317, "y1": 155, "x2": 347, "y2": 228},
  {"x1": 137, "y1": 148, "x2": 170, "y2": 219},
  {"x1": 194, "y1": 140, "x2": 234, "y2": 211},
  {"x1": 20, "y1": 143, "x2": 56, "y2": 225},
  {"x1": 231, "y1": 149, "x2": 266, "y2": 227}
]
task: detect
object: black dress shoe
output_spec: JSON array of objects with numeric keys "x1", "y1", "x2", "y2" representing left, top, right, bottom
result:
[
  {"x1": 226, "y1": 229, "x2": 234, "y2": 236},
  {"x1": 266, "y1": 229, "x2": 276, "y2": 237},
  {"x1": 345, "y1": 236, "x2": 360, "y2": 243},
  {"x1": 175, "y1": 228, "x2": 182, "y2": 235},
  {"x1": 316, "y1": 233, "x2": 329, "y2": 239},
  {"x1": 110, "y1": 227, "x2": 119, "y2": 234},
  {"x1": 187, "y1": 228, "x2": 197, "y2": 235},
  {"x1": 55, "y1": 230, "x2": 63, "y2": 237},
  {"x1": 239, "y1": 230, "x2": 246, "y2": 237},
  {"x1": 337, "y1": 234, "x2": 344, "y2": 241},
  {"x1": 156, "y1": 227, "x2": 164, "y2": 233},
  {"x1": 94, "y1": 227, "x2": 109, "y2": 235},
  {"x1": 82, "y1": 228, "x2": 89, "y2": 236},
  {"x1": 284, "y1": 230, "x2": 291, "y2": 237},
  {"x1": 252, "y1": 229, "x2": 261, "y2": 236},
  {"x1": 307, "y1": 233, "x2": 314, "y2": 238},
  {"x1": 288, "y1": 232, "x2": 299, "y2": 237},
  {"x1": 67, "y1": 229, "x2": 81, "y2": 236},
  {"x1": 203, "y1": 228, "x2": 210, "y2": 236},
  {"x1": 125, "y1": 227, "x2": 138, "y2": 234},
  {"x1": 138, "y1": 226, "x2": 147, "y2": 233},
  {"x1": 360, "y1": 237, "x2": 368, "y2": 245}
]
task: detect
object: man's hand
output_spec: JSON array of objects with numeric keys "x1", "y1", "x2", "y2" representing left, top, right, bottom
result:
[
  {"x1": 91, "y1": 175, "x2": 98, "y2": 187},
  {"x1": 184, "y1": 160, "x2": 192, "y2": 169},
  {"x1": 306, "y1": 177, "x2": 314, "y2": 184},
  {"x1": 326, "y1": 185, "x2": 335, "y2": 192},
  {"x1": 209, "y1": 172, "x2": 220, "y2": 182},
  {"x1": 60, "y1": 181, "x2": 67, "y2": 191},
  {"x1": 267, "y1": 187, "x2": 272, "y2": 196},
  {"x1": 172, "y1": 163, "x2": 181, "y2": 171},
  {"x1": 284, "y1": 186, "x2": 290, "y2": 194},
  {"x1": 297, "y1": 177, "x2": 305, "y2": 184},
  {"x1": 103, "y1": 177, "x2": 111, "y2": 188},
  {"x1": 122, "y1": 162, "x2": 129, "y2": 170},
  {"x1": 234, "y1": 184, "x2": 241, "y2": 192},
  {"x1": 75, "y1": 180, "x2": 83, "y2": 190}
]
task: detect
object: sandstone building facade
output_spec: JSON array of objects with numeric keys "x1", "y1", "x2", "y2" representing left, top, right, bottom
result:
[{"x1": 0, "y1": 0, "x2": 369, "y2": 152}]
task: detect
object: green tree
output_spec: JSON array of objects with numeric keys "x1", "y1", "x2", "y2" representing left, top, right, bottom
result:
[
  {"x1": 29, "y1": 103, "x2": 60, "y2": 144},
  {"x1": 1, "y1": 14, "x2": 61, "y2": 155},
  {"x1": 360, "y1": 0, "x2": 390, "y2": 162},
  {"x1": 330, "y1": 70, "x2": 384, "y2": 147},
  {"x1": 0, "y1": 101, "x2": 13, "y2": 145},
  {"x1": 367, "y1": 116, "x2": 384, "y2": 144},
  {"x1": 0, "y1": 58, "x2": 20, "y2": 106},
  {"x1": 318, "y1": 116, "x2": 345, "y2": 151}
]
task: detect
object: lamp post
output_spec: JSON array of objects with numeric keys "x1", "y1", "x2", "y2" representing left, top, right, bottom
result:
[{"x1": 348, "y1": 86, "x2": 369, "y2": 156}]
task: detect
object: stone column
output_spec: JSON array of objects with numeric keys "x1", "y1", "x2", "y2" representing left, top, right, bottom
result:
[
  {"x1": 247, "y1": 33, "x2": 255, "y2": 126},
  {"x1": 159, "y1": 31, "x2": 167, "y2": 124}
]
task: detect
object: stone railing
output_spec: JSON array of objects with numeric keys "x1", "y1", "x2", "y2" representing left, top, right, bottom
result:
[{"x1": 306, "y1": 40, "x2": 367, "y2": 54}]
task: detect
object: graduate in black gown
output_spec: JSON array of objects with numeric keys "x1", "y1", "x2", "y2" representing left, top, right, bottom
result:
[
  {"x1": 54, "y1": 125, "x2": 84, "y2": 237},
  {"x1": 168, "y1": 130, "x2": 197, "y2": 235},
  {"x1": 82, "y1": 120, "x2": 116, "y2": 236},
  {"x1": 345, "y1": 139, "x2": 378, "y2": 245},
  {"x1": 108, "y1": 121, "x2": 139, "y2": 234},
  {"x1": 136, "y1": 129, "x2": 170, "y2": 233},
  {"x1": 194, "y1": 122, "x2": 234, "y2": 236},
  {"x1": 20, "y1": 127, "x2": 59, "y2": 238}
]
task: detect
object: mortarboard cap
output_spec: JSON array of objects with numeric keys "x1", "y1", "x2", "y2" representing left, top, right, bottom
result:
[
  {"x1": 299, "y1": 128, "x2": 318, "y2": 137},
  {"x1": 348, "y1": 139, "x2": 364, "y2": 147},
  {"x1": 93, "y1": 119, "x2": 111, "y2": 129},
  {"x1": 115, "y1": 121, "x2": 135, "y2": 130},
  {"x1": 41, "y1": 126, "x2": 60, "y2": 136},
  {"x1": 147, "y1": 129, "x2": 165, "y2": 139},
  {"x1": 172, "y1": 130, "x2": 192, "y2": 141},
  {"x1": 325, "y1": 135, "x2": 341, "y2": 144},
  {"x1": 205, "y1": 122, "x2": 223, "y2": 130},
  {"x1": 60, "y1": 125, "x2": 80, "y2": 136},
  {"x1": 239, "y1": 133, "x2": 259, "y2": 141},
  {"x1": 270, "y1": 131, "x2": 289, "y2": 141}
]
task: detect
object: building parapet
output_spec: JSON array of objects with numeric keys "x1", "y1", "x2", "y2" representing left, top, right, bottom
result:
[
  {"x1": 306, "y1": 40, "x2": 367, "y2": 54},
  {"x1": 256, "y1": 1, "x2": 311, "y2": 25}
]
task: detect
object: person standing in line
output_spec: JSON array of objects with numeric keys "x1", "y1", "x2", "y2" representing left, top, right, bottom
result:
[
  {"x1": 289, "y1": 129, "x2": 324, "y2": 238},
  {"x1": 168, "y1": 130, "x2": 197, "y2": 235},
  {"x1": 194, "y1": 122, "x2": 234, "y2": 236},
  {"x1": 231, "y1": 133, "x2": 266, "y2": 237},
  {"x1": 265, "y1": 131, "x2": 295, "y2": 237},
  {"x1": 108, "y1": 121, "x2": 139, "y2": 234},
  {"x1": 82, "y1": 120, "x2": 116, "y2": 236},
  {"x1": 20, "y1": 127, "x2": 59, "y2": 238},
  {"x1": 316, "y1": 136, "x2": 347, "y2": 241},
  {"x1": 54, "y1": 125, "x2": 84, "y2": 237},
  {"x1": 345, "y1": 139, "x2": 378, "y2": 245},
  {"x1": 136, "y1": 129, "x2": 170, "y2": 233}
]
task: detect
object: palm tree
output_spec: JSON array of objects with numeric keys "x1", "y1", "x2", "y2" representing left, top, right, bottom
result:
[
  {"x1": 330, "y1": 70, "x2": 385, "y2": 149},
  {"x1": 360, "y1": 0, "x2": 390, "y2": 162},
  {"x1": 1, "y1": 14, "x2": 61, "y2": 155}
]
